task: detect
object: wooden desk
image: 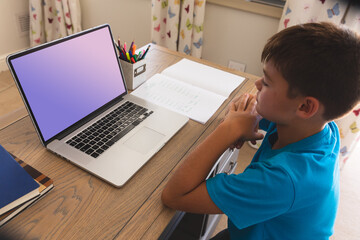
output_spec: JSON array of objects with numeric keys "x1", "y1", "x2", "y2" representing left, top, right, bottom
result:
[{"x1": 0, "y1": 45, "x2": 259, "y2": 239}]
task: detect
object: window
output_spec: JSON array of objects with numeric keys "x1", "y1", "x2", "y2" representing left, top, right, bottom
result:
[
  {"x1": 248, "y1": 0, "x2": 286, "y2": 8},
  {"x1": 207, "y1": 0, "x2": 283, "y2": 19}
]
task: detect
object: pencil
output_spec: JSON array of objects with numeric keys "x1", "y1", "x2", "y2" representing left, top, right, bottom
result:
[{"x1": 140, "y1": 45, "x2": 151, "y2": 60}]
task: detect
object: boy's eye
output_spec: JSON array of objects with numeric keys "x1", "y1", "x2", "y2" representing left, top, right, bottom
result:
[{"x1": 262, "y1": 79, "x2": 269, "y2": 87}]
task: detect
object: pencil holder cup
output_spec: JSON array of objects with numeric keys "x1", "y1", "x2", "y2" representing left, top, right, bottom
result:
[{"x1": 120, "y1": 58, "x2": 147, "y2": 90}]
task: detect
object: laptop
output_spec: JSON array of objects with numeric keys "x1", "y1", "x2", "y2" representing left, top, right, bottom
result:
[{"x1": 6, "y1": 24, "x2": 189, "y2": 187}]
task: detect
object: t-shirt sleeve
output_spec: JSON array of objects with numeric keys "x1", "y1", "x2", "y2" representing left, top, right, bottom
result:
[{"x1": 206, "y1": 162, "x2": 295, "y2": 230}]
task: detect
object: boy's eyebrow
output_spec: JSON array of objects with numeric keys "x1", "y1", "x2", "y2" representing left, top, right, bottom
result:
[{"x1": 263, "y1": 69, "x2": 273, "y2": 82}]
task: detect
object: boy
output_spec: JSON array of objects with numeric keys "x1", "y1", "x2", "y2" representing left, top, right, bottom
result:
[{"x1": 161, "y1": 22, "x2": 360, "y2": 239}]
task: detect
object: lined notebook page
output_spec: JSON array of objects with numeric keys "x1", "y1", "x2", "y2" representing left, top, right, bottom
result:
[
  {"x1": 131, "y1": 74, "x2": 226, "y2": 124},
  {"x1": 161, "y1": 59, "x2": 245, "y2": 97},
  {"x1": 132, "y1": 58, "x2": 245, "y2": 124}
]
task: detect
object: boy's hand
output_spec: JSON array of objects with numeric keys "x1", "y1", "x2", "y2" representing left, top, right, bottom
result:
[
  {"x1": 162, "y1": 93, "x2": 263, "y2": 214},
  {"x1": 222, "y1": 94, "x2": 263, "y2": 149}
]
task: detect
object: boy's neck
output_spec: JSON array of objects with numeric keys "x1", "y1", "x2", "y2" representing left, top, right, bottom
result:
[{"x1": 272, "y1": 120, "x2": 327, "y2": 150}]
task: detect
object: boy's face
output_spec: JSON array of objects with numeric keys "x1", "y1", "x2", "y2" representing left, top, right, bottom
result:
[{"x1": 255, "y1": 60, "x2": 302, "y2": 124}]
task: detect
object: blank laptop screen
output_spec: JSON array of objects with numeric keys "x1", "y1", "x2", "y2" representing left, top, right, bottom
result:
[{"x1": 8, "y1": 26, "x2": 126, "y2": 142}]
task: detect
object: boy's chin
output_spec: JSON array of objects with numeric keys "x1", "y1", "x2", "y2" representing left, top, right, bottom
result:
[
  {"x1": 256, "y1": 108, "x2": 271, "y2": 122},
  {"x1": 256, "y1": 106, "x2": 265, "y2": 118}
]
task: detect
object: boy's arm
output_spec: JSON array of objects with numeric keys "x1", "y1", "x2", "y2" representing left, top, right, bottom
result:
[{"x1": 161, "y1": 94, "x2": 263, "y2": 214}]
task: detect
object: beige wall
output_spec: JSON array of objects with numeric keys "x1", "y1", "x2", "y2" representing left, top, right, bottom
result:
[
  {"x1": 0, "y1": 0, "x2": 29, "y2": 54},
  {"x1": 0, "y1": 0, "x2": 29, "y2": 71},
  {"x1": 0, "y1": 1, "x2": 280, "y2": 76},
  {"x1": 79, "y1": 1, "x2": 280, "y2": 76},
  {"x1": 79, "y1": 0, "x2": 152, "y2": 49},
  {"x1": 203, "y1": 3, "x2": 279, "y2": 76}
]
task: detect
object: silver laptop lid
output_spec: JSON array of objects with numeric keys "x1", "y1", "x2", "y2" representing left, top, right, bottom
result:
[{"x1": 6, "y1": 24, "x2": 127, "y2": 146}]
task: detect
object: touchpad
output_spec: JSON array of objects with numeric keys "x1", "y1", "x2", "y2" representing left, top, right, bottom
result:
[{"x1": 124, "y1": 127, "x2": 165, "y2": 154}]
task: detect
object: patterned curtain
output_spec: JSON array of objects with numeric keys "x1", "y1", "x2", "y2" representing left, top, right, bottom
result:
[
  {"x1": 151, "y1": 0, "x2": 206, "y2": 58},
  {"x1": 279, "y1": 0, "x2": 359, "y2": 31},
  {"x1": 29, "y1": 0, "x2": 82, "y2": 47},
  {"x1": 278, "y1": 0, "x2": 360, "y2": 168}
]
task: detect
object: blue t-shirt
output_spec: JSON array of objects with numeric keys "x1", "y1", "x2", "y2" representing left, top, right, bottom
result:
[{"x1": 206, "y1": 119, "x2": 340, "y2": 239}]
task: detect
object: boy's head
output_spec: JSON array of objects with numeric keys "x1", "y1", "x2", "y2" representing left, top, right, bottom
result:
[{"x1": 261, "y1": 22, "x2": 360, "y2": 121}]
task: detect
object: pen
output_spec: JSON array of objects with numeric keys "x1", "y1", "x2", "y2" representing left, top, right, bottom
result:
[
  {"x1": 129, "y1": 40, "x2": 134, "y2": 54},
  {"x1": 129, "y1": 50, "x2": 136, "y2": 63},
  {"x1": 137, "y1": 51, "x2": 143, "y2": 59},
  {"x1": 118, "y1": 38, "x2": 121, "y2": 49},
  {"x1": 117, "y1": 40, "x2": 147, "y2": 63},
  {"x1": 116, "y1": 44, "x2": 121, "y2": 54},
  {"x1": 120, "y1": 52, "x2": 127, "y2": 61},
  {"x1": 121, "y1": 47, "x2": 127, "y2": 58},
  {"x1": 140, "y1": 45, "x2": 151, "y2": 60}
]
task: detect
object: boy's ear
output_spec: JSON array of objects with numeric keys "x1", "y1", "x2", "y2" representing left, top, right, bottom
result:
[{"x1": 297, "y1": 97, "x2": 320, "y2": 119}]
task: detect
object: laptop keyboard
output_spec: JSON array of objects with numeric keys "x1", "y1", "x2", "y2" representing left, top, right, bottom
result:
[{"x1": 66, "y1": 101, "x2": 153, "y2": 158}]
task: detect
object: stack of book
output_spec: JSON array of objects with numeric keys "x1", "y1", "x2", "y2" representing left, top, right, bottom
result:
[{"x1": 0, "y1": 145, "x2": 53, "y2": 227}]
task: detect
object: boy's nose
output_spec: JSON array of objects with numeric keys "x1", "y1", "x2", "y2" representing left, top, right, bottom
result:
[{"x1": 255, "y1": 78, "x2": 262, "y2": 91}]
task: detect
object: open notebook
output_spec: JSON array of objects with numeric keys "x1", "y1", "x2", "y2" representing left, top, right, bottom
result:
[{"x1": 132, "y1": 59, "x2": 246, "y2": 124}]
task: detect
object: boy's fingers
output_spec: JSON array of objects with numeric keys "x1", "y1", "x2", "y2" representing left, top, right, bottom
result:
[
  {"x1": 230, "y1": 102, "x2": 236, "y2": 111},
  {"x1": 254, "y1": 132, "x2": 264, "y2": 140},
  {"x1": 246, "y1": 98, "x2": 257, "y2": 113},
  {"x1": 237, "y1": 94, "x2": 249, "y2": 111},
  {"x1": 231, "y1": 96, "x2": 241, "y2": 104}
]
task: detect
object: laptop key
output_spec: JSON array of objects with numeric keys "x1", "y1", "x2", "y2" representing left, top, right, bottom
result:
[
  {"x1": 132, "y1": 119, "x2": 142, "y2": 126},
  {"x1": 105, "y1": 140, "x2": 115, "y2": 147},
  {"x1": 101, "y1": 145, "x2": 109, "y2": 150},
  {"x1": 80, "y1": 144, "x2": 91, "y2": 152},
  {"x1": 96, "y1": 149, "x2": 104, "y2": 154},
  {"x1": 86, "y1": 149, "x2": 94, "y2": 154},
  {"x1": 75, "y1": 142, "x2": 84, "y2": 149},
  {"x1": 67, "y1": 101, "x2": 152, "y2": 158},
  {"x1": 106, "y1": 124, "x2": 136, "y2": 146}
]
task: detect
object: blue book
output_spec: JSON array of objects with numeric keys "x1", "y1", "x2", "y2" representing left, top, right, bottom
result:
[{"x1": 0, "y1": 145, "x2": 40, "y2": 215}]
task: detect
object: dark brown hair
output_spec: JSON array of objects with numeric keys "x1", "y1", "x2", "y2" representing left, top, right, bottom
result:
[{"x1": 261, "y1": 22, "x2": 360, "y2": 120}]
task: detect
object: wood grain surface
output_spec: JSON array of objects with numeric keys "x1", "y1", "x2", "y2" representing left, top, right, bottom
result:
[{"x1": 0, "y1": 44, "x2": 259, "y2": 239}]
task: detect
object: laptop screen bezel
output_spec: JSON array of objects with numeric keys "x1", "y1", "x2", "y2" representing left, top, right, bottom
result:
[{"x1": 6, "y1": 24, "x2": 128, "y2": 146}]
